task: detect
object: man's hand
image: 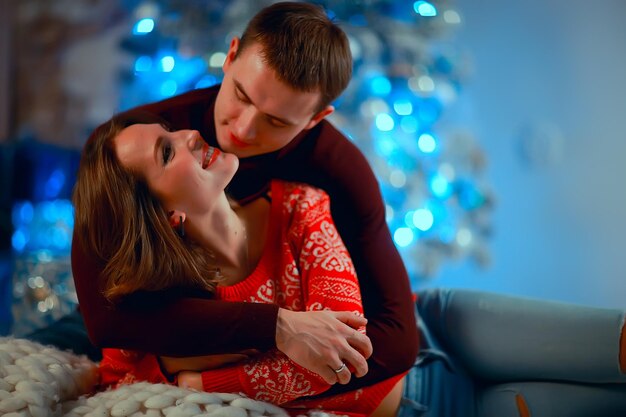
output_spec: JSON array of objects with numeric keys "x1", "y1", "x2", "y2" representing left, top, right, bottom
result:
[{"x1": 275, "y1": 309, "x2": 372, "y2": 385}]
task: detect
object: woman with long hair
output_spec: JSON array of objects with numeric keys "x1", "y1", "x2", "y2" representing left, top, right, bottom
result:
[{"x1": 72, "y1": 113, "x2": 406, "y2": 417}]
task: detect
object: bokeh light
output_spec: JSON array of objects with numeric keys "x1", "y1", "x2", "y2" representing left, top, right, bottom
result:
[{"x1": 133, "y1": 18, "x2": 155, "y2": 35}]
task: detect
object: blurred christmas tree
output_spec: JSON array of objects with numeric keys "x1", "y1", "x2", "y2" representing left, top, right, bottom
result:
[{"x1": 118, "y1": 0, "x2": 493, "y2": 288}]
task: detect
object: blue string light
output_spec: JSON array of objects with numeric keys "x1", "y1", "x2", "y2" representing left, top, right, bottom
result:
[
  {"x1": 412, "y1": 208, "x2": 434, "y2": 231},
  {"x1": 404, "y1": 210, "x2": 415, "y2": 227},
  {"x1": 134, "y1": 56, "x2": 152, "y2": 72},
  {"x1": 393, "y1": 99, "x2": 413, "y2": 116},
  {"x1": 430, "y1": 174, "x2": 451, "y2": 198},
  {"x1": 11, "y1": 229, "x2": 28, "y2": 252},
  {"x1": 418, "y1": 133, "x2": 437, "y2": 153},
  {"x1": 133, "y1": 18, "x2": 155, "y2": 35},
  {"x1": 160, "y1": 56, "x2": 175, "y2": 72},
  {"x1": 375, "y1": 113, "x2": 395, "y2": 131},
  {"x1": 371, "y1": 76, "x2": 392, "y2": 96},
  {"x1": 394, "y1": 227, "x2": 414, "y2": 247},
  {"x1": 12, "y1": 201, "x2": 34, "y2": 226},
  {"x1": 44, "y1": 169, "x2": 65, "y2": 199},
  {"x1": 413, "y1": 1, "x2": 437, "y2": 17}
]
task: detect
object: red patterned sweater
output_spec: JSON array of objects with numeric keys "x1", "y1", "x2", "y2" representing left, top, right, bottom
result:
[{"x1": 100, "y1": 181, "x2": 404, "y2": 416}]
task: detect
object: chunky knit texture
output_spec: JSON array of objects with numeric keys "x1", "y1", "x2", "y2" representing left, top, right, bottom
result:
[
  {"x1": 0, "y1": 338, "x2": 343, "y2": 417},
  {"x1": 0, "y1": 337, "x2": 98, "y2": 416},
  {"x1": 62, "y1": 382, "x2": 292, "y2": 417}
]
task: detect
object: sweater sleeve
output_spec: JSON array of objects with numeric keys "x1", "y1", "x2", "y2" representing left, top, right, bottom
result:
[
  {"x1": 200, "y1": 349, "x2": 329, "y2": 405},
  {"x1": 72, "y1": 238, "x2": 279, "y2": 355},
  {"x1": 294, "y1": 188, "x2": 364, "y2": 320}
]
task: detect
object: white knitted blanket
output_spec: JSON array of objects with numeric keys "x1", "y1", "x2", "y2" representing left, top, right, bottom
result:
[
  {"x1": 0, "y1": 337, "x2": 98, "y2": 416},
  {"x1": 61, "y1": 382, "x2": 291, "y2": 417},
  {"x1": 0, "y1": 338, "x2": 343, "y2": 417}
]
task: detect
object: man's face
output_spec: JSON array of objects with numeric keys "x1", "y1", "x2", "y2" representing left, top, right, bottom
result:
[{"x1": 214, "y1": 38, "x2": 334, "y2": 158}]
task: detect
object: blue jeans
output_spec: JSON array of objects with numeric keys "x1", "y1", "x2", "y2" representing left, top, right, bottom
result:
[
  {"x1": 407, "y1": 289, "x2": 626, "y2": 417},
  {"x1": 397, "y1": 303, "x2": 476, "y2": 417}
]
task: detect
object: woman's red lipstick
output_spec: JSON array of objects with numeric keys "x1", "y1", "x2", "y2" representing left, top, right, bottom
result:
[{"x1": 202, "y1": 145, "x2": 220, "y2": 169}]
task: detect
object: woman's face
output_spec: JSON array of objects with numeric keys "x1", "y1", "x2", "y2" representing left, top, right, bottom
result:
[{"x1": 114, "y1": 123, "x2": 238, "y2": 216}]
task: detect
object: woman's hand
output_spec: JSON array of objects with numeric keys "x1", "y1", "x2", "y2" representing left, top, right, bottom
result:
[
  {"x1": 275, "y1": 309, "x2": 372, "y2": 385},
  {"x1": 177, "y1": 370, "x2": 203, "y2": 390}
]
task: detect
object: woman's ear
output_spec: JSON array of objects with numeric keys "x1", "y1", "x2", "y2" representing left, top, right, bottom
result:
[
  {"x1": 168, "y1": 210, "x2": 187, "y2": 237},
  {"x1": 167, "y1": 210, "x2": 186, "y2": 228}
]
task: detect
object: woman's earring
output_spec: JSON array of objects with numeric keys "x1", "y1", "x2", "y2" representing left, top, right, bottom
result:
[{"x1": 178, "y1": 216, "x2": 185, "y2": 238}]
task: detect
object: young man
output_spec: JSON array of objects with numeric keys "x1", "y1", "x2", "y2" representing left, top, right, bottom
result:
[{"x1": 71, "y1": 1, "x2": 418, "y2": 399}]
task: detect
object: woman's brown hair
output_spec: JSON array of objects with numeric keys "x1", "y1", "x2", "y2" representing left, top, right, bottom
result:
[{"x1": 72, "y1": 112, "x2": 219, "y2": 302}]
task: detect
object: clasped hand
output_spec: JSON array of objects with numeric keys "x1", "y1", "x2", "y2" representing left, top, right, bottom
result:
[{"x1": 275, "y1": 309, "x2": 373, "y2": 385}]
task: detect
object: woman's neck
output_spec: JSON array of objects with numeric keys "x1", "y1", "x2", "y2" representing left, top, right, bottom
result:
[{"x1": 188, "y1": 194, "x2": 270, "y2": 285}]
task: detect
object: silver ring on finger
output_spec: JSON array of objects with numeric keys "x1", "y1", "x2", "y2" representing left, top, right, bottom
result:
[{"x1": 332, "y1": 362, "x2": 347, "y2": 373}]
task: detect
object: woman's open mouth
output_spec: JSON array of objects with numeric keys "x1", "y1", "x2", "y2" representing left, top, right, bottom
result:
[{"x1": 202, "y1": 145, "x2": 220, "y2": 169}]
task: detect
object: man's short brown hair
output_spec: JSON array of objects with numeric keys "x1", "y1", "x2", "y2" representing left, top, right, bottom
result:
[{"x1": 237, "y1": 1, "x2": 352, "y2": 111}]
